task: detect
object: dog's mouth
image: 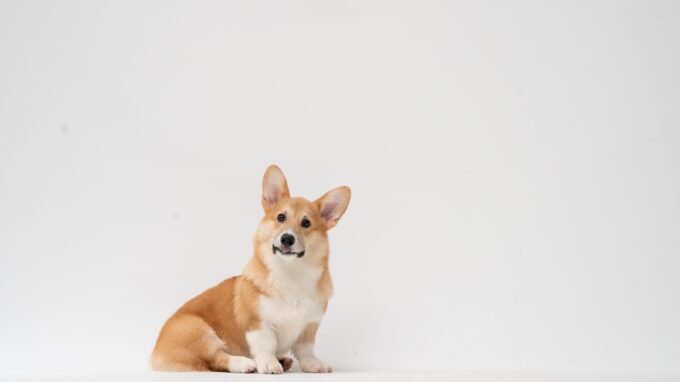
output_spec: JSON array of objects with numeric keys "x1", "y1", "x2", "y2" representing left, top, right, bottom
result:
[{"x1": 272, "y1": 245, "x2": 305, "y2": 258}]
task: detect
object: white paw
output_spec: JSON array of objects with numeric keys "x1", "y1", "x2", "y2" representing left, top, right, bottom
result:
[
  {"x1": 299, "y1": 357, "x2": 332, "y2": 373},
  {"x1": 228, "y1": 356, "x2": 256, "y2": 373},
  {"x1": 256, "y1": 357, "x2": 284, "y2": 374}
]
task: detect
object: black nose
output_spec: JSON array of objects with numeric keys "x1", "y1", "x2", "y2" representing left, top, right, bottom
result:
[{"x1": 280, "y1": 233, "x2": 295, "y2": 247}]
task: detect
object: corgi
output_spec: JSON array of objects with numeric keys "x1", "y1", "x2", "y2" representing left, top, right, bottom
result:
[{"x1": 151, "y1": 165, "x2": 350, "y2": 374}]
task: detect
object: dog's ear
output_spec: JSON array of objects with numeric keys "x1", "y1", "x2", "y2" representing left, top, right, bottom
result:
[
  {"x1": 262, "y1": 165, "x2": 290, "y2": 212},
  {"x1": 315, "y1": 186, "x2": 351, "y2": 230}
]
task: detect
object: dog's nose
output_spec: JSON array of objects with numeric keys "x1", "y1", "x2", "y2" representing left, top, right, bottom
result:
[{"x1": 280, "y1": 233, "x2": 295, "y2": 247}]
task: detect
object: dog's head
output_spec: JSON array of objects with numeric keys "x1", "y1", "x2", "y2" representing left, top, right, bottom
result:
[{"x1": 254, "y1": 165, "x2": 350, "y2": 266}]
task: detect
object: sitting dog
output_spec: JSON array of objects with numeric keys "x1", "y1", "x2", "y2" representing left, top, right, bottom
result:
[{"x1": 151, "y1": 165, "x2": 350, "y2": 373}]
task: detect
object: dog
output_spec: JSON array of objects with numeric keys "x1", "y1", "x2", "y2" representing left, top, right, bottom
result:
[{"x1": 151, "y1": 165, "x2": 350, "y2": 373}]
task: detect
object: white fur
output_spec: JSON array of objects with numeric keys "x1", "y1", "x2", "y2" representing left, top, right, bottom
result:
[
  {"x1": 227, "y1": 356, "x2": 256, "y2": 373},
  {"x1": 293, "y1": 342, "x2": 332, "y2": 373},
  {"x1": 258, "y1": 254, "x2": 326, "y2": 355},
  {"x1": 255, "y1": 356, "x2": 283, "y2": 374},
  {"x1": 245, "y1": 325, "x2": 283, "y2": 374}
]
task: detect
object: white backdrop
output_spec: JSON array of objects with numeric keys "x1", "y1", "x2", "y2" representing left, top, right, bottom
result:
[{"x1": 1, "y1": 0, "x2": 679, "y2": 377}]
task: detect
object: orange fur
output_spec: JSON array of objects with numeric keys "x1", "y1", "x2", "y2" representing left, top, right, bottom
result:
[{"x1": 151, "y1": 165, "x2": 349, "y2": 373}]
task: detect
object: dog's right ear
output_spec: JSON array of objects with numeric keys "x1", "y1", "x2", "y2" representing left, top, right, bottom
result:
[{"x1": 262, "y1": 164, "x2": 290, "y2": 212}]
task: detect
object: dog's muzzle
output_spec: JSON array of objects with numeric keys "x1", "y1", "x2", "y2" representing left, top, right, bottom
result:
[{"x1": 273, "y1": 230, "x2": 305, "y2": 258}]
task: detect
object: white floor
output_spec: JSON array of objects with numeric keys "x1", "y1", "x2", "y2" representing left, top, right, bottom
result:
[{"x1": 2, "y1": 371, "x2": 679, "y2": 382}]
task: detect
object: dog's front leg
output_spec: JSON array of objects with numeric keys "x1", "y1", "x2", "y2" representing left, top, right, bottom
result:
[
  {"x1": 246, "y1": 324, "x2": 283, "y2": 374},
  {"x1": 293, "y1": 323, "x2": 332, "y2": 373}
]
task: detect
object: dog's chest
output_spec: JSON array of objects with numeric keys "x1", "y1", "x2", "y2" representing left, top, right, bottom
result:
[
  {"x1": 258, "y1": 265, "x2": 326, "y2": 353},
  {"x1": 260, "y1": 294, "x2": 324, "y2": 353}
]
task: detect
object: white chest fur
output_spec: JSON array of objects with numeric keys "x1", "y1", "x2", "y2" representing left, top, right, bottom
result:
[{"x1": 257, "y1": 258, "x2": 326, "y2": 354}]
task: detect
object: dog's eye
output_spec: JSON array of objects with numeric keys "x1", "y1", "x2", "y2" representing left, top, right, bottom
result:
[
  {"x1": 301, "y1": 218, "x2": 311, "y2": 228},
  {"x1": 277, "y1": 213, "x2": 286, "y2": 223}
]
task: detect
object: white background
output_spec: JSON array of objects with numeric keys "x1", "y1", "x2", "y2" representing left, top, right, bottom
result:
[{"x1": 1, "y1": 0, "x2": 679, "y2": 378}]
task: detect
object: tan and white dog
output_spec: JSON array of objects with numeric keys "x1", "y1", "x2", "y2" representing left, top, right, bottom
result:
[{"x1": 151, "y1": 165, "x2": 350, "y2": 374}]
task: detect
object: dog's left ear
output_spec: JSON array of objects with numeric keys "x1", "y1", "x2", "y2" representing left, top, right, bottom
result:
[
  {"x1": 262, "y1": 165, "x2": 290, "y2": 212},
  {"x1": 315, "y1": 186, "x2": 351, "y2": 230}
]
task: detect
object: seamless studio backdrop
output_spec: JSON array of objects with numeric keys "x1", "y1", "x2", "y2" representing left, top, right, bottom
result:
[{"x1": 1, "y1": 0, "x2": 679, "y2": 378}]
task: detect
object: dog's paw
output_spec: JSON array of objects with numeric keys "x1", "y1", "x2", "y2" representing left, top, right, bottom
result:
[
  {"x1": 299, "y1": 357, "x2": 332, "y2": 373},
  {"x1": 256, "y1": 357, "x2": 284, "y2": 374},
  {"x1": 228, "y1": 356, "x2": 256, "y2": 373},
  {"x1": 278, "y1": 357, "x2": 294, "y2": 371}
]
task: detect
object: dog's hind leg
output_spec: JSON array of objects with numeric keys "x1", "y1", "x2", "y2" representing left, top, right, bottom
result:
[
  {"x1": 152, "y1": 314, "x2": 256, "y2": 373},
  {"x1": 204, "y1": 330, "x2": 256, "y2": 373},
  {"x1": 207, "y1": 349, "x2": 257, "y2": 373}
]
